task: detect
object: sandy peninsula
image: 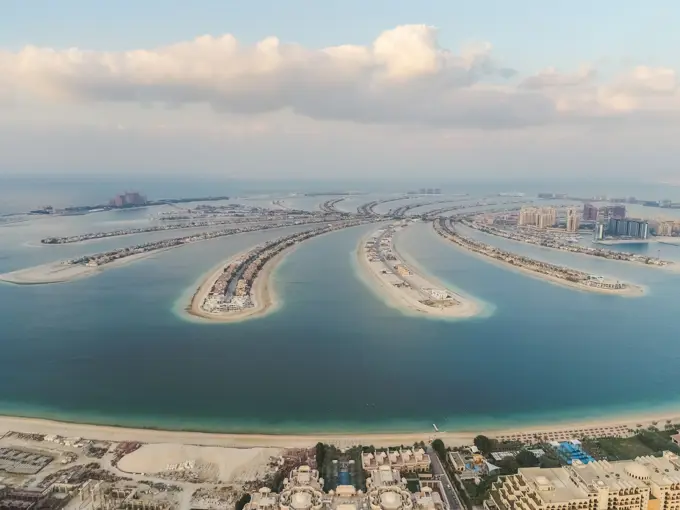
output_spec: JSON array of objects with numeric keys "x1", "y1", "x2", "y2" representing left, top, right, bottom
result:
[
  {"x1": 357, "y1": 223, "x2": 482, "y2": 319},
  {"x1": 0, "y1": 251, "x2": 159, "y2": 285},
  {"x1": 186, "y1": 246, "x2": 292, "y2": 323},
  {"x1": 434, "y1": 221, "x2": 645, "y2": 297}
]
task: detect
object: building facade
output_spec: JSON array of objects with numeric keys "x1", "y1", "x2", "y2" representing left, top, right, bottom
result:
[
  {"x1": 485, "y1": 453, "x2": 680, "y2": 510},
  {"x1": 566, "y1": 209, "x2": 581, "y2": 233}
]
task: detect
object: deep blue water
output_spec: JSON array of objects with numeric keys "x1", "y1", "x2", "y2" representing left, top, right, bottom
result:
[{"x1": 1, "y1": 179, "x2": 680, "y2": 434}]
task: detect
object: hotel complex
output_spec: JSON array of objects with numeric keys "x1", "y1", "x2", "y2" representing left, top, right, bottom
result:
[
  {"x1": 245, "y1": 460, "x2": 448, "y2": 510},
  {"x1": 485, "y1": 452, "x2": 680, "y2": 510}
]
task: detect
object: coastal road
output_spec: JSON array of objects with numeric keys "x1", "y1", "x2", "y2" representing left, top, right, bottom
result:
[{"x1": 427, "y1": 448, "x2": 464, "y2": 510}]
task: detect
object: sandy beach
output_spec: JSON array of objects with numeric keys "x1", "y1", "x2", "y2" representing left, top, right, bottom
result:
[
  {"x1": 435, "y1": 225, "x2": 645, "y2": 297},
  {"x1": 0, "y1": 250, "x2": 163, "y2": 285},
  {"x1": 357, "y1": 226, "x2": 483, "y2": 319},
  {"x1": 0, "y1": 411, "x2": 679, "y2": 449},
  {"x1": 185, "y1": 245, "x2": 293, "y2": 323}
]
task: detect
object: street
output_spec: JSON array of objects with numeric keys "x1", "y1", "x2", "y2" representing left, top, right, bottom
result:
[{"x1": 427, "y1": 448, "x2": 463, "y2": 510}]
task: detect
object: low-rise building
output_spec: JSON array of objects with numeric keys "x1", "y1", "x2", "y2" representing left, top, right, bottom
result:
[{"x1": 362, "y1": 449, "x2": 430, "y2": 473}]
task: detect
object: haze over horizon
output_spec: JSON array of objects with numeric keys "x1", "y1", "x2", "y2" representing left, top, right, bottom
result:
[{"x1": 2, "y1": 0, "x2": 680, "y2": 181}]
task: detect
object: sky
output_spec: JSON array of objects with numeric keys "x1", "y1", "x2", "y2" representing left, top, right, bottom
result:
[{"x1": 2, "y1": 0, "x2": 680, "y2": 182}]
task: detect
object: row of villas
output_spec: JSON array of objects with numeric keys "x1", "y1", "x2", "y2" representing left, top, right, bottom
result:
[
  {"x1": 461, "y1": 216, "x2": 671, "y2": 268},
  {"x1": 484, "y1": 452, "x2": 680, "y2": 510},
  {"x1": 66, "y1": 220, "x2": 322, "y2": 268},
  {"x1": 433, "y1": 220, "x2": 628, "y2": 291},
  {"x1": 203, "y1": 220, "x2": 370, "y2": 312},
  {"x1": 245, "y1": 462, "x2": 446, "y2": 510}
]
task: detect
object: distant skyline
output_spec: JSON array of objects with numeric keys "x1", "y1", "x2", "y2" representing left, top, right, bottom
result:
[{"x1": 1, "y1": 0, "x2": 680, "y2": 180}]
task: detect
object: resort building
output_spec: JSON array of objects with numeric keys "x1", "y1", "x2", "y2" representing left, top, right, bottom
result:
[
  {"x1": 485, "y1": 452, "x2": 680, "y2": 510},
  {"x1": 246, "y1": 464, "x2": 430, "y2": 510},
  {"x1": 413, "y1": 486, "x2": 448, "y2": 510},
  {"x1": 362, "y1": 449, "x2": 431, "y2": 473}
]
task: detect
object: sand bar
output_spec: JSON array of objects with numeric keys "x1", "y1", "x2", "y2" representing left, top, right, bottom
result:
[{"x1": 357, "y1": 222, "x2": 482, "y2": 319}]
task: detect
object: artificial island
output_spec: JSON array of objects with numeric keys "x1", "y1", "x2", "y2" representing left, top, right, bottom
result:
[
  {"x1": 2, "y1": 192, "x2": 659, "y2": 304},
  {"x1": 358, "y1": 222, "x2": 482, "y2": 319},
  {"x1": 188, "y1": 220, "x2": 369, "y2": 322}
]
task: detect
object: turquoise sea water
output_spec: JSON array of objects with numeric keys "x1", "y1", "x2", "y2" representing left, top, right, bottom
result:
[{"x1": 2, "y1": 180, "x2": 680, "y2": 434}]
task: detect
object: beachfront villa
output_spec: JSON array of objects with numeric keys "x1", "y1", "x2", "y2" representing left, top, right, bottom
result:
[
  {"x1": 362, "y1": 449, "x2": 431, "y2": 473},
  {"x1": 485, "y1": 452, "x2": 680, "y2": 510},
  {"x1": 245, "y1": 464, "x2": 444, "y2": 510}
]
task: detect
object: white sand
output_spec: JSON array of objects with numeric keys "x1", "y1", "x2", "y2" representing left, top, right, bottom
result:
[
  {"x1": 0, "y1": 251, "x2": 165, "y2": 285},
  {"x1": 0, "y1": 413, "x2": 679, "y2": 449},
  {"x1": 357, "y1": 227, "x2": 482, "y2": 319},
  {"x1": 117, "y1": 443, "x2": 280, "y2": 482}
]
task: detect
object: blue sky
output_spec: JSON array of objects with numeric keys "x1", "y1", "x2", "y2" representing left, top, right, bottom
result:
[
  {"x1": 4, "y1": 0, "x2": 679, "y2": 71},
  {"x1": 2, "y1": 1, "x2": 680, "y2": 179}
]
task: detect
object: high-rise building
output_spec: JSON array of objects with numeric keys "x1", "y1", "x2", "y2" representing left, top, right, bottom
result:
[
  {"x1": 519, "y1": 207, "x2": 556, "y2": 228},
  {"x1": 598, "y1": 205, "x2": 627, "y2": 222},
  {"x1": 658, "y1": 221, "x2": 675, "y2": 236},
  {"x1": 110, "y1": 191, "x2": 147, "y2": 208},
  {"x1": 583, "y1": 203, "x2": 598, "y2": 221},
  {"x1": 566, "y1": 208, "x2": 580, "y2": 232},
  {"x1": 518, "y1": 207, "x2": 538, "y2": 226},
  {"x1": 594, "y1": 222, "x2": 605, "y2": 240},
  {"x1": 606, "y1": 218, "x2": 649, "y2": 239},
  {"x1": 611, "y1": 205, "x2": 626, "y2": 219},
  {"x1": 538, "y1": 207, "x2": 556, "y2": 229}
]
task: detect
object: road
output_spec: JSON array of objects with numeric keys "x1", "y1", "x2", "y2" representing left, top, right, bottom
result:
[{"x1": 427, "y1": 448, "x2": 464, "y2": 510}]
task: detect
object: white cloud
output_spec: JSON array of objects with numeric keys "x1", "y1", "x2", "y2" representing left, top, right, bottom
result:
[{"x1": 0, "y1": 25, "x2": 679, "y2": 133}]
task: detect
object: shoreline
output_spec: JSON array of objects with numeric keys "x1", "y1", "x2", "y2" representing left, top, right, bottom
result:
[
  {"x1": 356, "y1": 224, "x2": 483, "y2": 320},
  {"x1": 0, "y1": 409, "x2": 679, "y2": 448},
  {"x1": 186, "y1": 222, "x2": 370, "y2": 323},
  {"x1": 436, "y1": 223, "x2": 645, "y2": 297}
]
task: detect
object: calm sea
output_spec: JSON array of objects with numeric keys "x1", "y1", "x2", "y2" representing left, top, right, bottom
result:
[{"x1": 1, "y1": 178, "x2": 680, "y2": 434}]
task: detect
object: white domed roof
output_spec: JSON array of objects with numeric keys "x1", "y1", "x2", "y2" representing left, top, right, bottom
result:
[
  {"x1": 291, "y1": 492, "x2": 313, "y2": 509},
  {"x1": 625, "y1": 463, "x2": 651, "y2": 480},
  {"x1": 380, "y1": 491, "x2": 402, "y2": 510}
]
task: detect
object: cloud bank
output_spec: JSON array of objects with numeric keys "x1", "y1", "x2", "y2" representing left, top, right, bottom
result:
[{"x1": 1, "y1": 25, "x2": 679, "y2": 130}]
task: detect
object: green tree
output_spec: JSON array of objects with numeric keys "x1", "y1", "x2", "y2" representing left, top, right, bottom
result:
[
  {"x1": 315, "y1": 443, "x2": 326, "y2": 471},
  {"x1": 235, "y1": 494, "x2": 251, "y2": 510},
  {"x1": 474, "y1": 435, "x2": 493, "y2": 455},
  {"x1": 431, "y1": 439, "x2": 447, "y2": 460},
  {"x1": 497, "y1": 456, "x2": 519, "y2": 475},
  {"x1": 516, "y1": 450, "x2": 539, "y2": 467},
  {"x1": 539, "y1": 455, "x2": 561, "y2": 468}
]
